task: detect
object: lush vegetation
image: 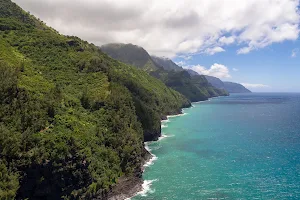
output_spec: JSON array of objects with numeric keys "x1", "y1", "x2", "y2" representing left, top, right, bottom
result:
[
  {"x1": 0, "y1": 0, "x2": 190, "y2": 199},
  {"x1": 101, "y1": 43, "x2": 160, "y2": 72},
  {"x1": 151, "y1": 69, "x2": 228, "y2": 102},
  {"x1": 101, "y1": 43, "x2": 228, "y2": 102},
  {"x1": 151, "y1": 56, "x2": 183, "y2": 72}
]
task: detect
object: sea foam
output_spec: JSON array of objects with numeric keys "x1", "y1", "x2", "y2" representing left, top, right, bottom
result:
[
  {"x1": 167, "y1": 112, "x2": 187, "y2": 118},
  {"x1": 161, "y1": 124, "x2": 168, "y2": 128},
  {"x1": 143, "y1": 142, "x2": 158, "y2": 170},
  {"x1": 130, "y1": 107, "x2": 191, "y2": 199},
  {"x1": 135, "y1": 179, "x2": 158, "y2": 197}
]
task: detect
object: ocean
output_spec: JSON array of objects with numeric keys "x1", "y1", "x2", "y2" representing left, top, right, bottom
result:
[{"x1": 132, "y1": 93, "x2": 300, "y2": 200}]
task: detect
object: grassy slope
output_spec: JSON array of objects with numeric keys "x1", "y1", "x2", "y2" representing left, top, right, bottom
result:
[{"x1": 0, "y1": 0, "x2": 190, "y2": 199}]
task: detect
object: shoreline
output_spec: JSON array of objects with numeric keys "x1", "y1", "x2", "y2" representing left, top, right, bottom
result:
[
  {"x1": 128, "y1": 96, "x2": 222, "y2": 199},
  {"x1": 103, "y1": 112, "x2": 185, "y2": 200},
  {"x1": 107, "y1": 96, "x2": 219, "y2": 200},
  {"x1": 127, "y1": 107, "x2": 193, "y2": 199}
]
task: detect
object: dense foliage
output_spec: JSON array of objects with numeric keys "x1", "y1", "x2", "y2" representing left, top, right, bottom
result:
[
  {"x1": 151, "y1": 56, "x2": 183, "y2": 72},
  {"x1": 101, "y1": 43, "x2": 228, "y2": 102},
  {"x1": 151, "y1": 69, "x2": 228, "y2": 102},
  {"x1": 0, "y1": 0, "x2": 190, "y2": 199},
  {"x1": 101, "y1": 43, "x2": 160, "y2": 72}
]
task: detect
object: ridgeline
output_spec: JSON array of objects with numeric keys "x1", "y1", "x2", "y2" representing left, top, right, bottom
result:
[
  {"x1": 0, "y1": 0, "x2": 190, "y2": 199},
  {"x1": 101, "y1": 43, "x2": 229, "y2": 102}
]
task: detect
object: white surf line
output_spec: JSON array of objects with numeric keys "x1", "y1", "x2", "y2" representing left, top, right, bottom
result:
[
  {"x1": 142, "y1": 142, "x2": 158, "y2": 170},
  {"x1": 192, "y1": 98, "x2": 211, "y2": 104},
  {"x1": 161, "y1": 124, "x2": 168, "y2": 128},
  {"x1": 192, "y1": 95, "x2": 224, "y2": 105},
  {"x1": 128, "y1": 106, "x2": 193, "y2": 199},
  {"x1": 135, "y1": 179, "x2": 158, "y2": 197},
  {"x1": 167, "y1": 112, "x2": 187, "y2": 118},
  {"x1": 158, "y1": 134, "x2": 174, "y2": 141}
]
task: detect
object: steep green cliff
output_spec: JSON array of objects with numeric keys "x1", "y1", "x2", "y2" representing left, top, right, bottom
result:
[
  {"x1": 0, "y1": 0, "x2": 190, "y2": 199},
  {"x1": 101, "y1": 44, "x2": 228, "y2": 101},
  {"x1": 101, "y1": 43, "x2": 160, "y2": 72},
  {"x1": 151, "y1": 56, "x2": 183, "y2": 71}
]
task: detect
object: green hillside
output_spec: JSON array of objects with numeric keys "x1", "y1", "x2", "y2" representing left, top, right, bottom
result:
[
  {"x1": 101, "y1": 44, "x2": 228, "y2": 101},
  {"x1": 151, "y1": 56, "x2": 183, "y2": 71},
  {"x1": 151, "y1": 69, "x2": 228, "y2": 102},
  {"x1": 0, "y1": 0, "x2": 190, "y2": 199},
  {"x1": 101, "y1": 43, "x2": 160, "y2": 72}
]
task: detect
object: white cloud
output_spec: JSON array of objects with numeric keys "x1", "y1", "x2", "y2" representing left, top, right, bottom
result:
[
  {"x1": 241, "y1": 83, "x2": 270, "y2": 88},
  {"x1": 232, "y1": 68, "x2": 239, "y2": 71},
  {"x1": 237, "y1": 47, "x2": 252, "y2": 54},
  {"x1": 183, "y1": 63, "x2": 231, "y2": 79},
  {"x1": 219, "y1": 36, "x2": 235, "y2": 45},
  {"x1": 205, "y1": 47, "x2": 225, "y2": 55},
  {"x1": 13, "y1": 0, "x2": 300, "y2": 57},
  {"x1": 291, "y1": 48, "x2": 299, "y2": 57},
  {"x1": 179, "y1": 55, "x2": 193, "y2": 60},
  {"x1": 175, "y1": 61, "x2": 186, "y2": 66}
]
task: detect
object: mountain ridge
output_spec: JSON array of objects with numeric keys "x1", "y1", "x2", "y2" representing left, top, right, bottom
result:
[
  {"x1": 0, "y1": 1, "x2": 190, "y2": 199},
  {"x1": 100, "y1": 43, "x2": 229, "y2": 101},
  {"x1": 101, "y1": 43, "x2": 160, "y2": 72},
  {"x1": 151, "y1": 55, "x2": 183, "y2": 71},
  {"x1": 205, "y1": 75, "x2": 251, "y2": 93},
  {"x1": 145, "y1": 54, "x2": 251, "y2": 93}
]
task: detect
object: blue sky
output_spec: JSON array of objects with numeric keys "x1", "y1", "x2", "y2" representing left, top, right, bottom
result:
[
  {"x1": 14, "y1": 0, "x2": 300, "y2": 92},
  {"x1": 174, "y1": 38, "x2": 300, "y2": 92}
]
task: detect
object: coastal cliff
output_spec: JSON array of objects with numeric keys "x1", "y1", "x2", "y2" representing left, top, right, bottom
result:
[
  {"x1": 100, "y1": 43, "x2": 229, "y2": 102},
  {"x1": 0, "y1": 1, "x2": 189, "y2": 199}
]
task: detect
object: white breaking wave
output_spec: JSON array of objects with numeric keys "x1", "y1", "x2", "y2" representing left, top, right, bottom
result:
[
  {"x1": 161, "y1": 118, "x2": 170, "y2": 123},
  {"x1": 130, "y1": 107, "x2": 194, "y2": 199},
  {"x1": 193, "y1": 99, "x2": 210, "y2": 104},
  {"x1": 161, "y1": 124, "x2": 168, "y2": 128},
  {"x1": 158, "y1": 134, "x2": 174, "y2": 141},
  {"x1": 143, "y1": 142, "x2": 158, "y2": 170},
  {"x1": 144, "y1": 142, "x2": 151, "y2": 152},
  {"x1": 142, "y1": 153, "x2": 157, "y2": 170},
  {"x1": 193, "y1": 96, "x2": 221, "y2": 105},
  {"x1": 161, "y1": 110, "x2": 188, "y2": 124},
  {"x1": 135, "y1": 179, "x2": 158, "y2": 197},
  {"x1": 167, "y1": 112, "x2": 187, "y2": 118}
]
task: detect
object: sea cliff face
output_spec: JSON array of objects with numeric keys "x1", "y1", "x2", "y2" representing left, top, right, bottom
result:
[
  {"x1": 95, "y1": 148, "x2": 153, "y2": 200},
  {"x1": 0, "y1": 1, "x2": 190, "y2": 199}
]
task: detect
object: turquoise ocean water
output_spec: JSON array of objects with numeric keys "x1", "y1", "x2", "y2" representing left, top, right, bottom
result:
[{"x1": 133, "y1": 93, "x2": 300, "y2": 200}]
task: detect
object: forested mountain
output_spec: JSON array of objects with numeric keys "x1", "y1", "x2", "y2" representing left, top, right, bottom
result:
[
  {"x1": 101, "y1": 43, "x2": 160, "y2": 72},
  {"x1": 223, "y1": 82, "x2": 252, "y2": 93},
  {"x1": 205, "y1": 75, "x2": 251, "y2": 93},
  {"x1": 204, "y1": 75, "x2": 226, "y2": 89},
  {"x1": 185, "y1": 68, "x2": 200, "y2": 76},
  {"x1": 0, "y1": 0, "x2": 190, "y2": 199},
  {"x1": 150, "y1": 69, "x2": 228, "y2": 102},
  {"x1": 151, "y1": 56, "x2": 183, "y2": 71},
  {"x1": 101, "y1": 44, "x2": 228, "y2": 101}
]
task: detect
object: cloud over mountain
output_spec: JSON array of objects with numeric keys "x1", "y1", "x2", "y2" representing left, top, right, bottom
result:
[
  {"x1": 183, "y1": 63, "x2": 231, "y2": 79},
  {"x1": 241, "y1": 83, "x2": 270, "y2": 88},
  {"x1": 13, "y1": 0, "x2": 300, "y2": 57}
]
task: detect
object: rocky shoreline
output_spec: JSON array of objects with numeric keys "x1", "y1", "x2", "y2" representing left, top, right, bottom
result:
[
  {"x1": 105, "y1": 176, "x2": 144, "y2": 200},
  {"x1": 102, "y1": 106, "x2": 187, "y2": 200},
  {"x1": 97, "y1": 148, "x2": 152, "y2": 200}
]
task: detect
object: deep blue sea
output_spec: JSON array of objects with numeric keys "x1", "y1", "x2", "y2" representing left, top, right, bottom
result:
[{"x1": 133, "y1": 93, "x2": 300, "y2": 200}]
